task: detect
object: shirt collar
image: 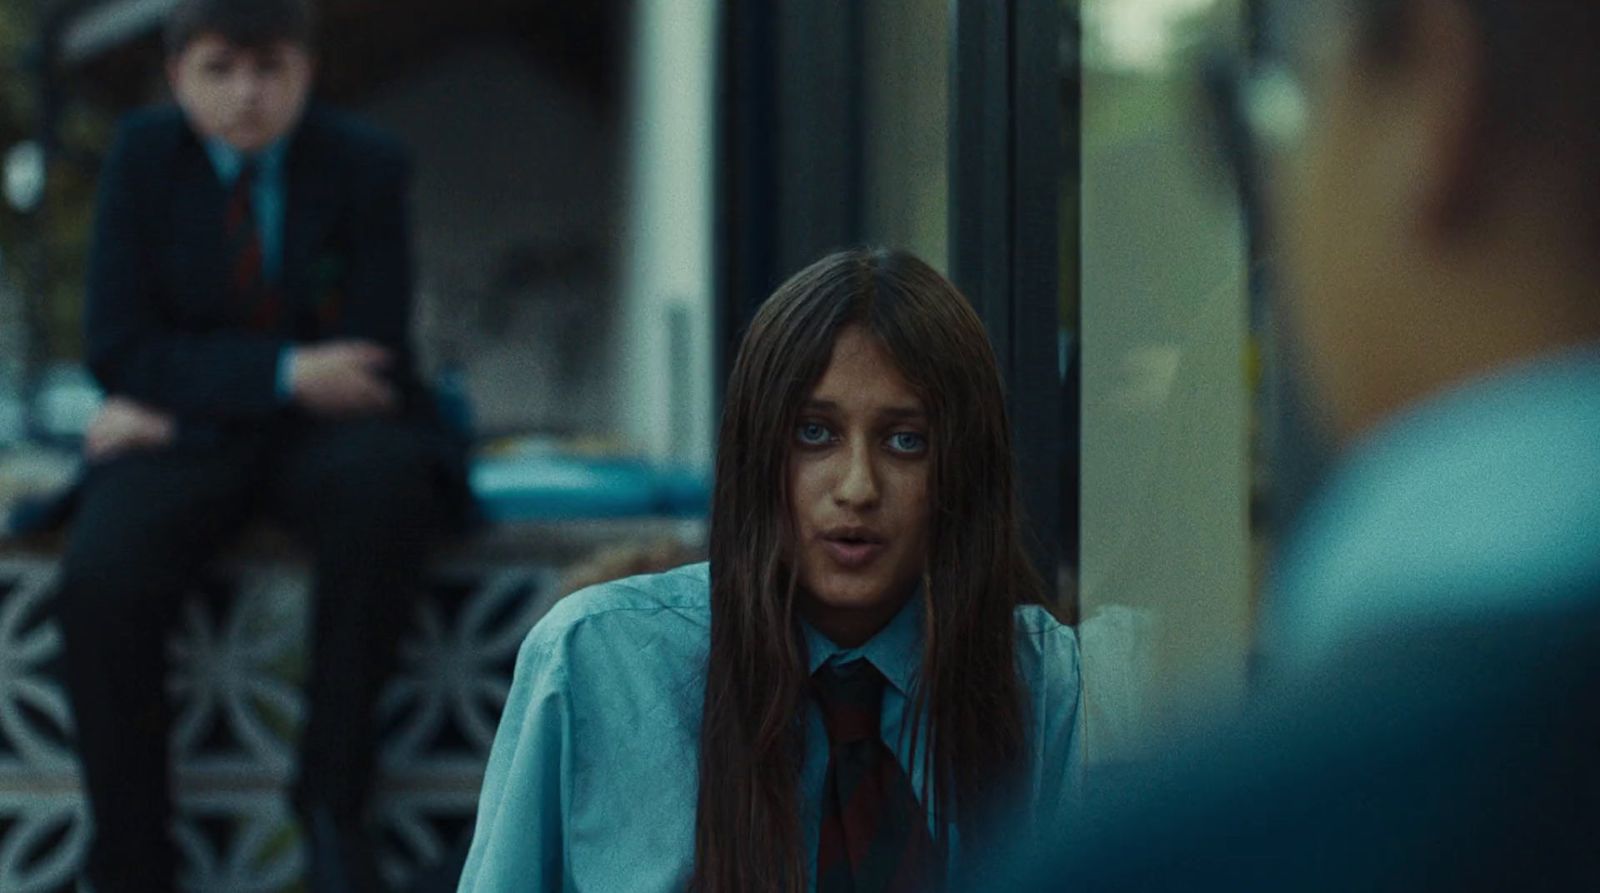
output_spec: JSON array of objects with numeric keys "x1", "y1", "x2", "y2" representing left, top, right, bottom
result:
[
  {"x1": 801, "y1": 589, "x2": 924, "y2": 698},
  {"x1": 203, "y1": 136, "x2": 289, "y2": 184}
]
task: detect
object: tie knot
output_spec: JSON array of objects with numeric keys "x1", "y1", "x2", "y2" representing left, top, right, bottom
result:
[
  {"x1": 230, "y1": 159, "x2": 261, "y2": 200},
  {"x1": 226, "y1": 161, "x2": 259, "y2": 230},
  {"x1": 813, "y1": 660, "x2": 886, "y2": 746}
]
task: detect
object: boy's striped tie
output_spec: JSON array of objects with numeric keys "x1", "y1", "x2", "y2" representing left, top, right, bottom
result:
[{"x1": 225, "y1": 160, "x2": 281, "y2": 332}]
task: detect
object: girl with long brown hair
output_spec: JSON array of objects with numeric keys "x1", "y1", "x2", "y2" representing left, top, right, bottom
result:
[{"x1": 459, "y1": 248, "x2": 1083, "y2": 892}]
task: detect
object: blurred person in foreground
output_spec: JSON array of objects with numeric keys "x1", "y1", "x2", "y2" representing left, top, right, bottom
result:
[
  {"x1": 458, "y1": 249, "x2": 1084, "y2": 892},
  {"x1": 1027, "y1": 0, "x2": 1600, "y2": 889},
  {"x1": 55, "y1": 0, "x2": 468, "y2": 890}
]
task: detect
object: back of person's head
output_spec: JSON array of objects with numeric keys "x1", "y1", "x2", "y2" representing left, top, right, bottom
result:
[
  {"x1": 694, "y1": 247, "x2": 1039, "y2": 892},
  {"x1": 164, "y1": 0, "x2": 315, "y2": 57},
  {"x1": 1256, "y1": 0, "x2": 1600, "y2": 439},
  {"x1": 1316, "y1": 0, "x2": 1600, "y2": 216}
]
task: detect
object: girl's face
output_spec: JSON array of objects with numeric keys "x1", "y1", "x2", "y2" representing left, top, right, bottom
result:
[{"x1": 788, "y1": 325, "x2": 932, "y2": 647}]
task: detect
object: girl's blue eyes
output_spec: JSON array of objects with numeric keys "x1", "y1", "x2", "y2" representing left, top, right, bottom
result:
[
  {"x1": 794, "y1": 423, "x2": 928, "y2": 454},
  {"x1": 888, "y1": 432, "x2": 927, "y2": 453},
  {"x1": 797, "y1": 422, "x2": 831, "y2": 446}
]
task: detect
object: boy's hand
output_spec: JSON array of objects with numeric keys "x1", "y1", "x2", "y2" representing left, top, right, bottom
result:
[
  {"x1": 84, "y1": 397, "x2": 177, "y2": 463},
  {"x1": 289, "y1": 340, "x2": 399, "y2": 417}
]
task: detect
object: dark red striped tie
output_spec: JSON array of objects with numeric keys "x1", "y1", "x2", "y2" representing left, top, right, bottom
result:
[
  {"x1": 814, "y1": 660, "x2": 937, "y2": 892},
  {"x1": 225, "y1": 160, "x2": 281, "y2": 332}
]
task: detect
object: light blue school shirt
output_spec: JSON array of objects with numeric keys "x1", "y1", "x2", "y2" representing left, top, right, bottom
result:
[
  {"x1": 204, "y1": 138, "x2": 296, "y2": 400},
  {"x1": 458, "y1": 562, "x2": 1085, "y2": 892},
  {"x1": 1263, "y1": 344, "x2": 1600, "y2": 668}
]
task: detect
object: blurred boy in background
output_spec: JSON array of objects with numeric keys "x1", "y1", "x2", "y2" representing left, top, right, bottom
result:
[{"x1": 56, "y1": 1, "x2": 467, "y2": 890}]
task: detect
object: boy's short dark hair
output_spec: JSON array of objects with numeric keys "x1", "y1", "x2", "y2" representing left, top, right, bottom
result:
[{"x1": 163, "y1": 0, "x2": 315, "y2": 56}]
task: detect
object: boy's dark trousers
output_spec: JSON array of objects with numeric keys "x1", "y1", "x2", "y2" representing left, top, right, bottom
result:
[{"x1": 55, "y1": 414, "x2": 442, "y2": 892}]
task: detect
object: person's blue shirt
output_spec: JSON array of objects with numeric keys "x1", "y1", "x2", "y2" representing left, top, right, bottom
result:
[
  {"x1": 203, "y1": 137, "x2": 296, "y2": 401},
  {"x1": 1028, "y1": 344, "x2": 1600, "y2": 892},
  {"x1": 1262, "y1": 343, "x2": 1600, "y2": 669},
  {"x1": 458, "y1": 561, "x2": 1085, "y2": 892}
]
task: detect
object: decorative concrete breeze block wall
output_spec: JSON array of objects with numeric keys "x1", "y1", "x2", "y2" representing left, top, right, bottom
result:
[{"x1": 0, "y1": 519, "x2": 702, "y2": 893}]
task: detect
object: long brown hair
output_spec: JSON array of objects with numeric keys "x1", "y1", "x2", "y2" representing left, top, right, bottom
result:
[{"x1": 692, "y1": 248, "x2": 1044, "y2": 891}]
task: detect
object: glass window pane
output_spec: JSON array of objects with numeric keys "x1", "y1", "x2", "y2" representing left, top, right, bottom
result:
[
  {"x1": 861, "y1": 0, "x2": 949, "y2": 272},
  {"x1": 1073, "y1": 0, "x2": 1254, "y2": 760}
]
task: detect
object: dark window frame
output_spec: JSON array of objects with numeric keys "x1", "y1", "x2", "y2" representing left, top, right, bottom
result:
[{"x1": 949, "y1": 0, "x2": 1070, "y2": 601}]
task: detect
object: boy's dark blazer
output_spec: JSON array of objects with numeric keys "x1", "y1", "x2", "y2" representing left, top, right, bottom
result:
[{"x1": 83, "y1": 102, "x2": 471, "y2": 523}]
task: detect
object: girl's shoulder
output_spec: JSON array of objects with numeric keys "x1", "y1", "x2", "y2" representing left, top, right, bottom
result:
[
  {"x1": 1012, "y1": 603, "x2": 1082, "y2": 681},
  {"x1": 1013, "y1": 601, "x2": 1076, "y2": 641},
  {"x1": 515, "y1": 562, "x2": 713, "y2": 683},
  {"x1": 548, "y1": 561, "x2": 712, "y2": 624}
]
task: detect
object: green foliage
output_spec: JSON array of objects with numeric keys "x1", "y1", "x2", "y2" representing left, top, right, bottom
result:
[{"x1": 0, "y1": 3, "x2": 116, "y2": 363}]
